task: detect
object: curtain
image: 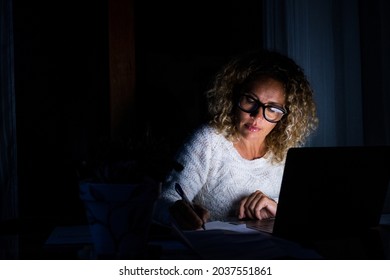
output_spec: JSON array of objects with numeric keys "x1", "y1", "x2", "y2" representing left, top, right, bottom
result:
[
  {"x1": 0, "y1": 0, "x2": 18, "y2": 221},
  {"x1": 263, "y1": 0, "x2": 367, "y2": 147},
  {"x1": 358, "y1": 0, "x2": 390, "y2": 145},
  {"x1": 263, "y1": 0, "x2": 390, "y2": 213}
]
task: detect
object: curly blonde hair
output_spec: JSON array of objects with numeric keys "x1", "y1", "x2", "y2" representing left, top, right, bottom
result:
[{"x1": 206, "y1": 49, "x2": 318, "y2": 163}]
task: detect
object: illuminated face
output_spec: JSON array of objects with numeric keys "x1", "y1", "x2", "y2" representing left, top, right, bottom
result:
[{"x1": 236, "y1": 78, "x2": 286, "y2": 142}]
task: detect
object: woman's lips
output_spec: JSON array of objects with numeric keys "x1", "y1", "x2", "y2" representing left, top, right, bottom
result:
[{"x1": 245, "y1": 124, "x2": 260, "y2": 132}]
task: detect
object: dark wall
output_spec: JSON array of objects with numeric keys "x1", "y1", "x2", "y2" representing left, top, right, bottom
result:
[
  {"x1": 13, "y1": 0, "x2": 263, "y2": 222},
  {"x1": 359, "y1": 0, "x2": 390, "y2": 145},
  {"x1": 134, "y1": 0, "x2": 263, "y2": 153},
  {"x1": 13, "y1": 1, "x2": 109, "y2": 222}
]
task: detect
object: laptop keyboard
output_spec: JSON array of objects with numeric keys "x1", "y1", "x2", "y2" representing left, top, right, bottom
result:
[{"x1": 244, "y1": 218, "x2": 275, "y2": 233}]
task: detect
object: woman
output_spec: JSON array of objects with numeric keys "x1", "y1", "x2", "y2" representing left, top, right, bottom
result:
[{"x1": 153, "y1": 49, "x2": 318, "y2": 230}]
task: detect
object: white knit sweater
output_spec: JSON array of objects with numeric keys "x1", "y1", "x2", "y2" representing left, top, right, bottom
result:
[{"x1": 153, "y1": 124, "x2": 285, "y2": 225}]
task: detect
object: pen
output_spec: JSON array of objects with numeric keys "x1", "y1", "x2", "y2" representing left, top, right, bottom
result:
[{"x1": 175, "y1": 183, "x2": 206, "y2": 230}]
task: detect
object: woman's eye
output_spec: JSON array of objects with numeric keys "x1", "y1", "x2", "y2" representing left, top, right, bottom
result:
[
  {"x1": 268, "y1": 107, "x2": 284, "y2": 114},
  {"x1": 246, "y1": 96, "x2": 257, "y2": 103}
]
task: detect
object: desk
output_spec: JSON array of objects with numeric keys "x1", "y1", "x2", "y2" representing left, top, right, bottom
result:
[
  {"x1": 0, "y1": 217, "x2": 104, "y2": 260},
  {"x1": 170, "y1": 229, "x2": 322, "y2": 259},
  {"x1": 148, "y1": 222, "x2": 390, "y2": 260},
  {"x1": 2, "y1": 218, "x2": 390, "y2": 260},
  {"x1": 0, "y1": 218, "x2": 82, "y2": 259}
]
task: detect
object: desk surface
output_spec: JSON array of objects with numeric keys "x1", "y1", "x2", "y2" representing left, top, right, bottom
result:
[
  {"x1": 148, "y1": 222, "x2": 390, "y2": 260},
  {"x1": 2, "y1": 218, "x2": 390, "y2": 260}
]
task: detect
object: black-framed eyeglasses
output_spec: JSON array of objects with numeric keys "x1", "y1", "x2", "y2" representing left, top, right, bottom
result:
[{"x1": 238, "y1": 94, "x2": 287, "y2": 123}]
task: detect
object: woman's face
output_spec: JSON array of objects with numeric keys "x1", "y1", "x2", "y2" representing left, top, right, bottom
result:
[{"x1": 236, "y1": 78, "x2": 286, "y2": 142}]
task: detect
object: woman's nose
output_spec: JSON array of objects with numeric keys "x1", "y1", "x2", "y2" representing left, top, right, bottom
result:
[{"x1": 250, "y1": 107, "x2": 264, "y2": 120}]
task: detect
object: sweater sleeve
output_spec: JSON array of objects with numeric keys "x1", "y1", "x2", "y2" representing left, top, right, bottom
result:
[{"x1": 153, "y1": 125, "x2": 214, "y2": 225}]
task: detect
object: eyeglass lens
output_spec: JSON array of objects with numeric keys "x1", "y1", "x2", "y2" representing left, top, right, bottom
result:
[{"x1": 238, "y1": 94, "x2": 286, "y2": 122}]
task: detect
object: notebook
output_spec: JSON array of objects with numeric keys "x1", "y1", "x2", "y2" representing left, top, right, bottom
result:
[{"x1": 255, "y1": 146, "x2": 390, "y2": 245}]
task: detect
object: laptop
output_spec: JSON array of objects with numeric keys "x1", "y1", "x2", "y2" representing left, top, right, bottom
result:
[
  {"x1": 172, "y1": 146, "x2": 390, "y2": 259},
  {"x1": 245, "y1": 146, "x2": 390, "y2": 257}
]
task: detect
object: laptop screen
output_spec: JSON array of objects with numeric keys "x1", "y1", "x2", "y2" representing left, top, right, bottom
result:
[{"x1": 272, "y1": 146, "x2": 390, "y2": 244}]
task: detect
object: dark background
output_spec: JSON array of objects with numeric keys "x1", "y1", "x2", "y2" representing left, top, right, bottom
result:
[
  {"x1": 10, "y1": 0, "x2": 390, "y2": 227},
  {"x1": 12, "y1": 0, "x2": 264, "y2": 223}
]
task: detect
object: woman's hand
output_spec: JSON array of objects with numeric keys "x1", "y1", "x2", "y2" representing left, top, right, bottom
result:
[
  {"x1": 238, "y1": 190, "x2": 277, "y2": 220},
  {"x1": 169, "y1": 200, "x2": 210, "y2": 230}
]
